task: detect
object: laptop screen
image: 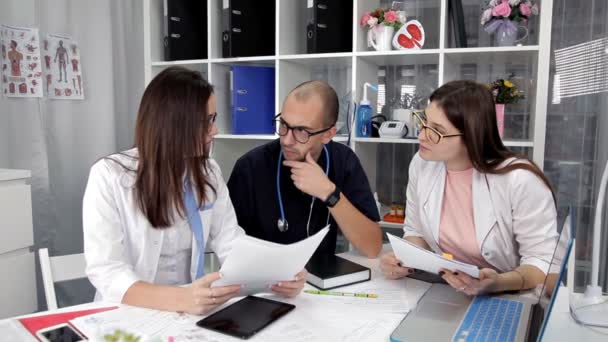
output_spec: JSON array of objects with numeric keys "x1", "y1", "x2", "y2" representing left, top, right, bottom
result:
[{"x1": 534, "y1": 206, "x2": 575, "y2": 341}]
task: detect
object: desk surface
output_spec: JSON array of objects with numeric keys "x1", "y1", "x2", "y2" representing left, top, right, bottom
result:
[
  {"x1": 3, "y1": 248, "x2": 604, "y2": 341},
  {"x1": 542, "y1": 287, "x2": 608, "y2": 341}
]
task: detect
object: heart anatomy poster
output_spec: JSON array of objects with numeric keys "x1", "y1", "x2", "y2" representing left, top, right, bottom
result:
[
  {"x1": 43, "y1": 33, "x2": 84, "y2": 100},
  {"x1": 1, "y1": 25, "x2": 43, "y2": 98}
]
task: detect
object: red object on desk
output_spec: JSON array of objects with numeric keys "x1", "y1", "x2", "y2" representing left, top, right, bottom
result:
[
  {"x1": 18, "y1": 306, "x2": 118, "y2": 338},
  {"x1": 383, "y1": 213, "x2": 405, "y2": 224}
]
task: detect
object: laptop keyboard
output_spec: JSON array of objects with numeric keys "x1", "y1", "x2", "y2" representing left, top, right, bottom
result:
[{"x1": 452, "y1": 296, "x2": 523, "y2": 342}]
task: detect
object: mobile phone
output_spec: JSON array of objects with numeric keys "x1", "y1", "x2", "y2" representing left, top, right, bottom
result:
[{"x1": 36, "y1": 323, "x2": 86, "y2": 342}]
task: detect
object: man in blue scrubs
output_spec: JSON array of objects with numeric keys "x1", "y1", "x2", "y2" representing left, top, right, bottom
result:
[{"x1": 227, "y1": 80, "x2": 382, "y2": 258}]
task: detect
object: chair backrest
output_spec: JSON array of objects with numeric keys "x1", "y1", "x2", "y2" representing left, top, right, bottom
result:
[{"x1": 38, "y1": 248, "x2": 86, "y2": 310}]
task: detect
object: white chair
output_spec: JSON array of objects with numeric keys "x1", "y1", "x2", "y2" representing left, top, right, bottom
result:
[{"x1": 38, "y1": 248, "x2": 87, "y2": 310}]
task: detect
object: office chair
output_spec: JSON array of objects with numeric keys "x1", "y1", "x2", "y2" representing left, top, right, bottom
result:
[{"x1": 38, "y1": 248, "x2": 87, "y2": 310}]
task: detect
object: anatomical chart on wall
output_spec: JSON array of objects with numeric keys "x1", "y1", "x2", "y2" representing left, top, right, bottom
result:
[
  {"x1": 1, "y1": 25, "x2": 43, "y2": 98},
  {"x1": 43, "y1": 33, "x2": 84, "y2": 100}
]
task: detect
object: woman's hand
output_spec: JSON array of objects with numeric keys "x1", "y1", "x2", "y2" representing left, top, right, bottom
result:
[
  {"x1": 380, "y1": 252, "x2": 414, "y2": 279},
  {"x1": 440, "y1": 268, "x2": 500, "y2": 296},
  {"x1": 184, "y1": 272, "x2": 242, "y2": 315},
  {"x1": 271, "y1": 270, "x2": 307, "y2": 298}
]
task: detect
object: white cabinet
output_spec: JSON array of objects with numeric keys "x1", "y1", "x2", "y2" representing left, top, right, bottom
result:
[
  {"x1": 143, "y1": 0, "x2": 552, "y2": 231},
  {"x1": 0, "y1": 169, "x2": 37, "y2": 318}
]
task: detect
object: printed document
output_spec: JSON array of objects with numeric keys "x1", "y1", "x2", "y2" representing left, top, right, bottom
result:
[
  {"x1": 212, "y1": 226, "x2": 329, "y2": 292},
  {"x1": 387, "y1": 233, "x2": 480, "y2": 278}
]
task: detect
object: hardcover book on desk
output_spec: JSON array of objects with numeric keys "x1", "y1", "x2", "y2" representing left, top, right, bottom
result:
[
  {"x1": 230, "y1": 65, "x2": 275, "y2": 134},
  {"x1": 305, "y1": 254, "x2": 371, "y2": 290}
]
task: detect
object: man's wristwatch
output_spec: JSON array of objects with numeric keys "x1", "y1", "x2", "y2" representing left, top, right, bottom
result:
[{"x1": 324, "y1": 186, "x2": 341, "y2": 208}]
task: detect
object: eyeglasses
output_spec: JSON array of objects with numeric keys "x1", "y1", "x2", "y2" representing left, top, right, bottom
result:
[
  {"x1": 206, "y1": 112, "x2": 217, "y2": 126},
  {"x1": 412, "y1": 111, "x2": 463, "y2": 144},
  {"x1": 274, "y1": 113, "x2": 333, "y2": 144}
]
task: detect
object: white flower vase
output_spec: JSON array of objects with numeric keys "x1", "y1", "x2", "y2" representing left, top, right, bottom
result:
[{"x1": 367, "y1": 26, "x2": 394, "y2": 51}]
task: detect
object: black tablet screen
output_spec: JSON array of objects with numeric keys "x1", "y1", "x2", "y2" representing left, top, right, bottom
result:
[{"x1": 196, "y1": 296, "x2": 295, "y2": 339}]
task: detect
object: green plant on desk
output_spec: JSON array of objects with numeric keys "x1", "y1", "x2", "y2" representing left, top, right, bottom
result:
[{"x1": 103, "y1": 329, "x2": 140, "y2": 342}]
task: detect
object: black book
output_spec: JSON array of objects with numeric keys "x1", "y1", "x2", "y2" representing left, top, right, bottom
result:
[{"x1": 305, "y1": 254, "x2": 371, "y2": 290}]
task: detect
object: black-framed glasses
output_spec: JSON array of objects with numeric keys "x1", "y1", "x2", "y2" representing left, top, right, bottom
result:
[
  {"x1": 412, "y1": 111, "x2": 463, "y2": 144},
  {"x1": 206, "y1": 112, "x2": 218, "y2": 126},
  {"x1": 273, "y1": 113, "x2": 333, "y2": 144}
]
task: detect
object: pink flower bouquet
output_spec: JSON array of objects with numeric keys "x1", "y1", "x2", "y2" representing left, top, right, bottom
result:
[
  {"x1": 360, "y1": 8, "x2": 405, "y2": 30},
  {"x1": 481, "y1": 0, "x2": 539, "y2": 26}
]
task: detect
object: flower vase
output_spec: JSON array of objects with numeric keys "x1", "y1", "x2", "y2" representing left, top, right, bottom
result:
[
  {"x1": 495, "y1": 104, "x2": 505, "y2": 138},
  {"x1": 495, "y1": 23, "x2": 517, "y2": 46},
  {"x1": 485, "y1": 19, "x2": 529, "y2": 47},
  {"x1": 367, "y1": 26, "x2": 394, "y2": 51}
]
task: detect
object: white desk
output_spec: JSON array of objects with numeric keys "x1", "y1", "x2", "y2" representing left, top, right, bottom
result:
[
  {"x1": 2, "y1": 248, "x2": 602, "y2": 341},
  {"x1": 0, "y1": 248, "x2": 422, "y2": 341},
  {"x1": 542, "y1": 287, "x2": 608, "y2": 341}
]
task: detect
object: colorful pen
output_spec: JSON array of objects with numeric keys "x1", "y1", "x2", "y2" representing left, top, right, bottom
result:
[{"x1": 304, "y1": 289, "x2": 378, "y2": 298}]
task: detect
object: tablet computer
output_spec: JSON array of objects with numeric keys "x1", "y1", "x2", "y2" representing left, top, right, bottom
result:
[{"x1": 196, "y1": 296, "x2": 295, "y2": 339}]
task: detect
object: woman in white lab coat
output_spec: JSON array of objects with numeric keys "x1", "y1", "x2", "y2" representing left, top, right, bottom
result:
[
  {"x1": 380, "y1": 80, "x2": 558, "y2": 296},
  {"x1": 83, "y1": 67, "x2": 305, "y2": 314}
]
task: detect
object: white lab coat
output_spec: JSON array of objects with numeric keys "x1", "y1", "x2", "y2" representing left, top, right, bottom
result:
[
  {"x1": 403, "y1": 153, "x2": 558, "y2": 274},
  {"x1": 83, "y1": 149, "x2": 244, "y2": 303}
]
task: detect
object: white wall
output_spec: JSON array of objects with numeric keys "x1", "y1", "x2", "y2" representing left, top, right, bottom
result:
[{"x1": 0, "y1": 0, "x2": 144, "y2": 310}]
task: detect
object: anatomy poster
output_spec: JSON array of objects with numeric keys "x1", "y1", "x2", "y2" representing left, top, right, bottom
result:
[
  {"x1": 43, "y1": 33, "x2": 84, "y2": 100},
  {"x1": 1, "y1": 25, "x2": 43, "y2": 98}
]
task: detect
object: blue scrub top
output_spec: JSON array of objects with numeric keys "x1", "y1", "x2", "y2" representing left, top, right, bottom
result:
[{"x1": 227, "y1": 139, "x2": 380, "y2": 256}]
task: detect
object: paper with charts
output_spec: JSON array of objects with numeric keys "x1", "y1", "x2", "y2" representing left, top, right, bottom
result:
[
  {"x1": 387, "y1": 233, "x2": 480, "y2": 278},
  {"x1": 212, "y1": 226, "x2": 329, "y2": 292}
]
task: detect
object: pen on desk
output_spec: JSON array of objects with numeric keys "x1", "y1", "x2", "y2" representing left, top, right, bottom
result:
[{"x1": 304, "y1": 289, "x2": 378, "y2": 298}]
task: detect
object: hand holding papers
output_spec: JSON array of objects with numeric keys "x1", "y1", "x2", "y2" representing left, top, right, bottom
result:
[
  {"x1": 387, "y1": 234, "x2": 480, "y2": 278},
  {"x1": 212, "y1": 226, "x2": 329, "y2": 292}
]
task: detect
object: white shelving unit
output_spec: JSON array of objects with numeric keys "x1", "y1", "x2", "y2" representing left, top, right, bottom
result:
[{"x1": 143, "y1": 0, "x2": 553, "y2": 229}]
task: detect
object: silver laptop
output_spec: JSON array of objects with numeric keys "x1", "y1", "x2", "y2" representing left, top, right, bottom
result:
[{"x1": 391, "y1": 208, "x2": 574, "y2": 342}]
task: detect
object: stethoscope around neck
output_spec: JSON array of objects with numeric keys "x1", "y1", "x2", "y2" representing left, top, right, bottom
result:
[{"x1": 277, "y1": 145, "x2": 330, "y2": 235}]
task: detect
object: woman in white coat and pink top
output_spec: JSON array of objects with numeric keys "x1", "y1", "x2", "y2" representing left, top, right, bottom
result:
[
  {"x1": 380, "y1": 80, "x2": 558, "y2": 296},
  {"x1": 83, "y1": 67, "x2": 305, "y2": 315}
]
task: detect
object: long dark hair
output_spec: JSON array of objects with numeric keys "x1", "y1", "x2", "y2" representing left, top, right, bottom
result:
[
  {"x1": 124, "y1": 66, "x2": 215, "y2": 228},
  {"x1": 429, "y1": 80, "x2": 554, "y2": 197}
]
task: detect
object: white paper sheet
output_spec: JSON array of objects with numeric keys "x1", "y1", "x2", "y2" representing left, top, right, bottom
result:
[
  {"x1": 387, "y1": 233, "x2": 480, "y2": 278},
  {"x1": 0, "y1": 319, "x2": 35, "y2": 341},
  {"x1": 212, "y1": 227, "x2": 329, "y2": 292},
  {"x1": 299, "y1": 276, "x2": 431, "y2": 313},
  {"x1": 263, "y1": 292, "x2": 406, "y2": 341}
]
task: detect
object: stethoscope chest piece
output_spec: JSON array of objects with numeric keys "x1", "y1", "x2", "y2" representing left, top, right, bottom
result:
[{"x1": 277, "y1": 218, "x2": 288, "y2": 232}]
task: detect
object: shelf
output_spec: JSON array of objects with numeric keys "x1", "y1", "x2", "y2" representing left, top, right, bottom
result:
[
  {"x1": 356, "y1": 49, "x2": 441, "y2": 66},
  {"x1": 215, "y1": 134, "x2": 277, "y2": 140},
  {"x1": 354, "y1": 137, "x2": 419, "y2": 144},
  {"x1": 353, "y1": 137, "x2": 532, "y2": 147},
  {"x1": 209, "y1": 56, "x2": 276, "y2": 66},
  {"x1": 380, "y1": 221, "x2": 404, "y2": 229},
  {"x1": 214, "y1": 134, "x2": 350, "y2": 143},
  {"x1": 503, "y1": 140, "x2": 534, "y2": 147},
  {"x1": 445, "y1": 46, "x2": 540, "y2": 54},
  {"x1": 279, "y1": 53, "x2": 353, "y2": 66},
  {"x1": 151, "y1": 59, "x2": 208, "y2": 66},
  {"x1": 444, "y1": 47, "x2": 539, "y2": 65}
]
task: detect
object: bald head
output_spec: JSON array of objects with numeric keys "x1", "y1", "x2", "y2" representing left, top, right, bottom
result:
[{"x1": 287, "y1": 80, "x2": 338, "y2": 127}]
